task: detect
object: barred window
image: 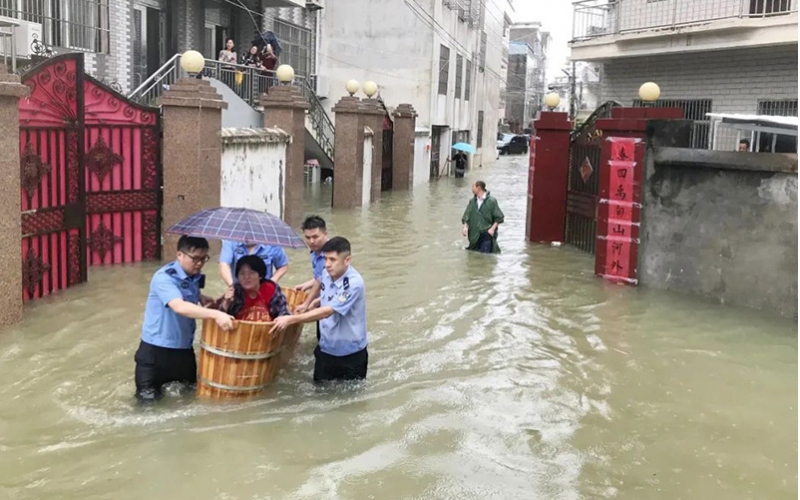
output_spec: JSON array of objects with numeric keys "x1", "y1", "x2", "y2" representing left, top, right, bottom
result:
[
  {"x1": 455, "y1": 54, "x2": 463, "y2": 99},
  {"x1": 477, "y1": 110, "x2": 484, "y2": 148},
  {"x1": 438, "y1": 44, "x2": 450, "y2": 95},
  {"x1": 0, "y1": 0, "x2": 110, "y2": 53},
  {"x1": 633, "y1": 98, "x2": 712, "y2": 149},
  {"x1": 758, "y1": 99, "x2": 798, "y2": 117},
  {"x1": 273, "y1": 18, "x2": 311, "y2": 77}
]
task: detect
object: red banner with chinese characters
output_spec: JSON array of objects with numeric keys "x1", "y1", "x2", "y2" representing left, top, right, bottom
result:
[{"x1": 595, "y1": 137, "x2": 642, "y2": 285}]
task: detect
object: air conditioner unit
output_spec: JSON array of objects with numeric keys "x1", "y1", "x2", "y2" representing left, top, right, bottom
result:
[
  {"x1": 13, "y1": 19, "x2": 43, "y2": 58},
  {"x1": 305, "y1": 0, "x2": 323, "y2": 11}
]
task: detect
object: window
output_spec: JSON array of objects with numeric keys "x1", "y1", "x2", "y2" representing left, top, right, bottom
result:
[
  {"x1": 477, "y1": 110, "x2": 484, "y2": 148},
  {"x1": 438, "y1": 45, "x2": 450, "y2": 95},
  {"x1": 758, "y1": 99, "x2": 798, "y2": 117},
  {"x1": 749, "y1": 0, "x2": 792, "y2": 15},
  {"x1": 455, "y1": 54, "x2": 463, "y2": 99},
  {"x1": 633, "y1": 98, "x2": 712, "y2": 149},
  {"x1": 465, "y1": 59, "x2": 472, "y2": 100},
  {"x1": 0, "y1": 0, "x2": 110, "y2": 53},
  {"x1": 273, "y1": 19, "x2": 312, "y2": 76}
]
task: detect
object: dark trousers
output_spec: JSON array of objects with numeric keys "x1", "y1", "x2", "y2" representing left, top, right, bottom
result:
[
  {"x1": 134, "y1": 341, "x2": 197, "y2": 402},
  {"x1": 476, "y1": 231, "x2": 494, "y2": 254},
  {"x1": 313, "y1": 345, "x2": 368, "y2": 383},
  {"x1": 316, "y1": 321, "x2": 321, "y2": 341},
  {"x1": 455, "y1": 168, "x2": 465, "y2": 178}
]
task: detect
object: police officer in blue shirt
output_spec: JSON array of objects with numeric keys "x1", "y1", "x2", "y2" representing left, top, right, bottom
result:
[
  {"x1": 294, "y1": 215, "x2": 329, "y2": 341},
  {"x1": 135, "y1": 236, "x2": 234, "y2": 402},
  {"x1": 272, "y1": 236, "x2": 368, "y2": 382},
  {"x1": 219, "y1": 240, "x2": 289, "y2": 288}
]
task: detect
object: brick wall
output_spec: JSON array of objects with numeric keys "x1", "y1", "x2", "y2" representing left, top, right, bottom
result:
[{"x1": 601, "y1": 45, "x2": 798, "y2": 114}]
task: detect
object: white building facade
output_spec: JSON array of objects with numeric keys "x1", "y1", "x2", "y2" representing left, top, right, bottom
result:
[
  {"x1": 317, "y1": 0, "x2": 513, "y2": 177},
  {"x1": 570, "y1": 0, "x2": 798, "y2": 147}
]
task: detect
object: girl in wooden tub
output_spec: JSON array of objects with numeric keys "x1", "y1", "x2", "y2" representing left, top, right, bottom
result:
[{"x1": 213, "y1": 254, "x2": 290, "y2": 322}]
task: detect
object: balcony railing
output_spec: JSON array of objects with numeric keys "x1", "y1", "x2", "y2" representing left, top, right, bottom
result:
[{"x1": 572, "y1": 0, "x2": 798, "y2": 41}]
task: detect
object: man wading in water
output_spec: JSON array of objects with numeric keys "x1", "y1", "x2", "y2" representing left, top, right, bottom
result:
[{"x1": 462, "y1": 180, "x2": 505, "y2": 254}]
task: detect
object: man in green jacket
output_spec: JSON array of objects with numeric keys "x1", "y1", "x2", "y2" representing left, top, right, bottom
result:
[{"x1": 461, "y1": 180, "x2": 505, "y2": 254}]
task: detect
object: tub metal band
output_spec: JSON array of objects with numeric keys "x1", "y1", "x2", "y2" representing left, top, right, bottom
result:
[
  {"x1": 200, "y1": 341, "x2": 282, "y2": 360},
  {"x1": 198, "y1": 377, "x2": 265, "y2": 392}
]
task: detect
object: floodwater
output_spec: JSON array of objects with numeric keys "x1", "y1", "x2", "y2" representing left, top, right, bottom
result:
[{"x1": 0, "y1": 156, "x2": 796, "y2": 500}]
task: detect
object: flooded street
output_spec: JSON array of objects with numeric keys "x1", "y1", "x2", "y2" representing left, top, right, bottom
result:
[{"x1": 0, "y1": 155, "x2": 796, "y2": 500}]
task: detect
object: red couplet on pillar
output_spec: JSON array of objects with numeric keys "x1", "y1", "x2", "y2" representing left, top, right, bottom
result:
[{"x1": 595, "y1": 136, "x2": 643, "y2": 285}]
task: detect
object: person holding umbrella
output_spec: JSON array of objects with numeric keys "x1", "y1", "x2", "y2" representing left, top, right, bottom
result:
[
  {"x1": 134, "y1": 236, "x2": 234, "y2": 402},
  {"x1": 447, "y1": 142, "x2": 475, "y2": 178}
]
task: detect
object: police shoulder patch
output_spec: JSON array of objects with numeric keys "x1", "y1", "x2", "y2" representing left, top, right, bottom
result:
[
  {"x1": 338, "y1": 291, "x2": 350, "y2": 303},
  {"x1": 320, "y1": 282, "x2": 326, "y2": 291},
  {"x1": 343, "y1": 277, "x2": 350, "y2": 290}
]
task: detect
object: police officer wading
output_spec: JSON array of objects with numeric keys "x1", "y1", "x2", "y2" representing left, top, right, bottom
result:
[
  {"x1": 272, "y1": 236, "x2": 368, "y2": 382},
  {"x1": 294, "y1": 215, "x2": 329, "y2": 342},
  {"x1": 134, "y1": 236, "x2": 234, "y2": 401}
]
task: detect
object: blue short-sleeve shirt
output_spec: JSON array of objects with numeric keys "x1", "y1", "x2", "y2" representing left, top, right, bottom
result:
[
  {"x1": 220, "y1": 241, "x2": 289, "y2": 282},
  {"x1": 318, "y1": 266, "x2": 367, "y2": 356},
  {"x1": 141, "y1": 261, "x2": 203, "y2": 349},
  {"x1": 310, "y1": 250, "x2": 325, "y2": 280}
]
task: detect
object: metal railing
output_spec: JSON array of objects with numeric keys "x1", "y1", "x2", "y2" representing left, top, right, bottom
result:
[
  {"x1": 0, "y1": 0, "x2": 110, "y2": 53},
  {"x1": 573, "y1": 0, "x2": 798, "y2": 41},
  {"x1": 128, "y1": 54, "x2": 335, "y2": 161}
]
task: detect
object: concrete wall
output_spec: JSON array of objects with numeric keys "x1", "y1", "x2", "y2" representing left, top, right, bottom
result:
[
  {"x1": 640, "y1": 147, "x2": 798, "y2": 317},
  {"x1": 363, "y1": 129, "x2": 373, "y2": 206},
  {"x1": 220, "y1": 127, "x2": 290, "y2": 218},
  {"x1": 414, "y1": 128, "x2": 432, "y2": 186},
  {"x1": 601, "y1": 46, "x2": 798, "y2": 114}
]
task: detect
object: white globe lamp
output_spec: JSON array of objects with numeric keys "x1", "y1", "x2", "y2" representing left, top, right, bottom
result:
[{"x1": 180, "y1": 50, "x2": 205, "y2": 77}]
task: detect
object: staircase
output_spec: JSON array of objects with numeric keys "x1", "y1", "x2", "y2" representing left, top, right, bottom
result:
[{"x1": 129, "y1": 54, "x2": 334, "y2": 170}]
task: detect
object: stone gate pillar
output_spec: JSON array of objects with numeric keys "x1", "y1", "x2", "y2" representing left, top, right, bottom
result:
[
  {"x1": 332, "y1": 96, "x2": 365, "y2": 208},
  {"x1": 0, "y1": 67, "x2": 29, "y2": 327},
  {"x1": 527, "y1": 111, "x2": 573, "y2": 243},
  {"x1": 159, "y1": 79, "x2": 227, "y2": 254},
  {"x1": 361, "y1": 98, "x2": 384, "y2": 202},
  {"x1": 392, "y1": 104, "x2": 417, "y2": 190},
  {"x1": 261, "y1": 85, "x2": 308, "y2": 227}
]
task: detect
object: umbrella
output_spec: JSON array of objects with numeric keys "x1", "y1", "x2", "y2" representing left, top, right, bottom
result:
[
  {"x1": 166, "y1": 207, "x2": 305, "y2": 249},
  {"x1": 452, "y1": 142, "x2": 476, "y2": 154},
  {"x1": 251, "y1": 31, "x2": 282, "y2": 57}
]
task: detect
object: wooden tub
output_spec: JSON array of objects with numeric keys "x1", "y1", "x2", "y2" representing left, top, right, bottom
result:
[{"x1": 197, "y1": 289, "x2": 307, "y2": 399}]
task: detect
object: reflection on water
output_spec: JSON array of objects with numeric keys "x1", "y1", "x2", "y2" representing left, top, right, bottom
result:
[{"x1": 0, "y1": 156, "x2": 796, "y2": 499}]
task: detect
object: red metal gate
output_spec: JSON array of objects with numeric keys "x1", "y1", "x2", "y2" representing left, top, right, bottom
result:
[{"x1": 19, "y1": 53, "x2": 162, "y2": 301}]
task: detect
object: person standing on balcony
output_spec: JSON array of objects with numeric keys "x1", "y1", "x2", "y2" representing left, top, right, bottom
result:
[
  {"x1": 218, "y1": 38, "x2": 237, "y2": 89},
  {"x1": 243, "y1": 45, "x2": 264, "y2": 100},
  {"x1": 260, "y1": 43, "x2": 279, "y2": 93}
]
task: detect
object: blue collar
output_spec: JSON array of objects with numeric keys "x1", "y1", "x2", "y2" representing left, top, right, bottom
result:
[
  {"x1": 168, "y1": 261, "x2": 202, "y2": 283},
  {"x1": 329, "y1": 266, "x2": 352, "y2": 288}
]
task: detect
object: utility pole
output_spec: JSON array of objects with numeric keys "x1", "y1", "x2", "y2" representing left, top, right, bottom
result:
[{"x1": 569, "y1": 60, "x2": 577, "y2": 121}]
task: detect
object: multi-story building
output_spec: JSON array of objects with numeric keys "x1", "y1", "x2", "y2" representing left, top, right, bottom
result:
[
  {"x1": 317, "y1": 0, "x2": 513, "y2": 178},
  {"x1": 570, "y1": 0, "x2": 798, "y2": 148},
  {"x1": 548, "y1": 62, "x2": 601, "y2": 121},
  {"x1": 503, "y1": 21, "x2": 549, "y2": 132}
]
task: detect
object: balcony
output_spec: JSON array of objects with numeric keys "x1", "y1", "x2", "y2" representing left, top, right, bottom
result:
[{"x1": 571, "y1": 0, "x2": 798, "y2": 60}]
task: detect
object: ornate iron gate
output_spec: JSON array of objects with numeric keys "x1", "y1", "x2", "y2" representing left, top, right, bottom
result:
[
  {"x1": 565, "y1": 102, "x2": 619, "y2": 253},
  {"x1": 19, "y1": 54, "x2": 162, "y2": 301}
]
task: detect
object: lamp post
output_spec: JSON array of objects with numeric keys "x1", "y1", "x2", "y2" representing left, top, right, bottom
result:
[
  {"x1": 276, "y1": 64, "x2": 294, "y2": 85},
  {"x1": 544, "y1": 92, "x2": 561, "y2": 111},
  {"x1": 363, "y1": 80, "x2": 378, "y2": 99},
  {"x1": 638, "y1": 82, "x2": 660, "y2": 106},
  {"x1": 346, "y1": 79, "x2": 360, "y2": 97},
  {"x1": 179, "y1": 50, "x2": 205, "y2": 77}
]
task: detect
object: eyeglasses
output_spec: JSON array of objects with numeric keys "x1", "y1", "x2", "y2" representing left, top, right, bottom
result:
[{"x1": 183, "y1": 253, "x2": 210, "y2": 265}]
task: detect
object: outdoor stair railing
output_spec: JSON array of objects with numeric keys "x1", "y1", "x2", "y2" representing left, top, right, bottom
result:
[{"x1": 129, "y1": 54, "x2": 335, "y2": 161}]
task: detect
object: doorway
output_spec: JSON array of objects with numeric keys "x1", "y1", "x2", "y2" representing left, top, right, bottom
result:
[{"x1": 132, "y1": 3, "x2": 167, "y2": 89}]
